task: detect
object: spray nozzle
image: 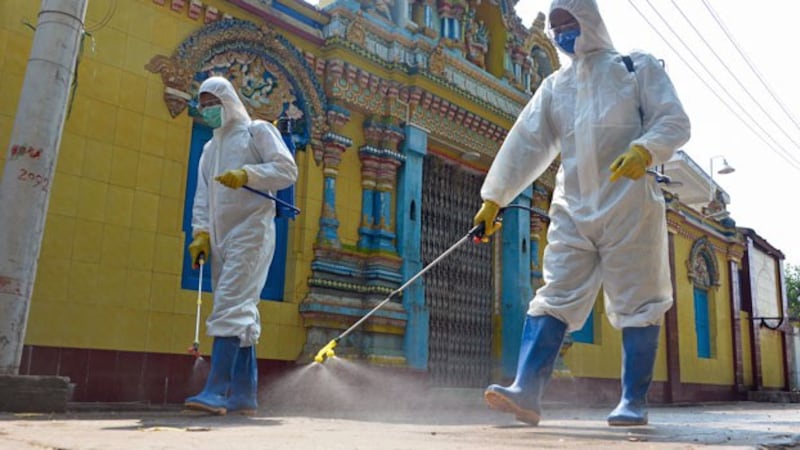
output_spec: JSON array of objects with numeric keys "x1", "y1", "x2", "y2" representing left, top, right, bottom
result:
[
  {"x1": 187, "y1": 342, "x2": 201, "y2": 359},
  {"x1": 314, "y1": 339, "x2": 338, "y2": 364},
  {"x1": 647, "y1": 169, "x2": 683, "y2": 187},
  {"x1": 469, "y1": 223, "x2": 487, "y2": 244},
  {"x1": 470, "y1": 204, "x2": 540, "y2": 244}
]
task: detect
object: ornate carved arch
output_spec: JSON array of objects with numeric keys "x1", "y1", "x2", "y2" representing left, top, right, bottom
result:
[
  {"x1": 687, "y1": 237, "x2": 720, "y2": 289},
  {"x1": 522, "y1": 13, "x2": 560, "y2": 92},
  {"x1": 145, "y1": 18, "x2": 327, "y2": 157}
]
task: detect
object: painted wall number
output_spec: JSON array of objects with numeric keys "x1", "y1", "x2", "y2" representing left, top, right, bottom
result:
[
  {"x1": 17, "y1": 168, "x2": 49, "y2": 191},
  {"x1": 10, "y1": 144, "x2": 43, "y2": 160}
]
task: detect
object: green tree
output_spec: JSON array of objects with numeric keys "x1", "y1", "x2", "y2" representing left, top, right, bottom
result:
[{"x1": 786, "y1": 263, "x2": 800, "y2": 318}]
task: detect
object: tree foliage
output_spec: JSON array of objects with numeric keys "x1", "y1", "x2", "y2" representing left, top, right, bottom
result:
[{"x1": 786, "y1": 263, "x2": 800, "y2": 318}]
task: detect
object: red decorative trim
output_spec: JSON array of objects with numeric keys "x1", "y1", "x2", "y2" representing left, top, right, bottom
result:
[
  {"x1": 24, "y1": 343, "x2": 750, "y2": 405},
  {"x1": 665, "y1": 233, "x2": 682, "y2": 402},
  {"x1": 20, "y1": 345, "x2": 295, "y2": 404},
  {"x1": 229, "y1": 0, "x2": 324, "y2": 45}
]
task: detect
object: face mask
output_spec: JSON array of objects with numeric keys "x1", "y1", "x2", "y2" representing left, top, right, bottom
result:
[
  {"x1": 201, "y1": 105, "x2": 223, "y2": 128},
  {"x1": 554, "y1": 28, "x2": 581, "y2": 54}
]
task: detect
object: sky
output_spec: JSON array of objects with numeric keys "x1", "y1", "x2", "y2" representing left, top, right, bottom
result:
[
  {"x1": 303, "y1": 1, "x2": 800, "y2": 267},
  {"x1": 513, "y1": 0, "x2": 800, "y2": 267}
]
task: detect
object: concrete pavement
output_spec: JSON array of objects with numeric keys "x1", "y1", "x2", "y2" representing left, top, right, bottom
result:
[
  {"x1": 1, "y1": 400, "x2": 799, "y2": 449},
  {"x1": 2, "y1": 361, "x2": 799, "y2": 449}
]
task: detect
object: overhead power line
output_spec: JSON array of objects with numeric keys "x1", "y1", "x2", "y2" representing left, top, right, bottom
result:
[
  {"x1": 626, "y1": 0, "x2": 800, "y2": 171},
  {"x1": 641, "y1": 0, "x2": 800, "y2": 168},
  {"x1": 665, "y1": 0, "x2": 800, "y2": 154},
  {"x1": 699, "y1": 0, "x2": 800, "y2": 136}
]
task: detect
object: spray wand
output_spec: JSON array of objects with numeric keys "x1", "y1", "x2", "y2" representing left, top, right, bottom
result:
[
  {"x1": 188, "y1": 254, "x2": 205, "y2": 360},
  {"x1": 314, "y1": 222, "x2": 493, "y2": 363},
  {"x1": 312, "y1": 169, "x2": 682, "y2": 363},
  {"x1": 242, "y1": 185, "x2": 301, "y2": 217}
]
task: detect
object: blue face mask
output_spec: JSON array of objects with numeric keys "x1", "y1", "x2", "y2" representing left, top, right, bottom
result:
[
  {"x1": 554, "y1": 28, "x2": 581, "y2": 54},
  {"x1": 201, "y1": 105, "x2": 223, "y2": 128}
]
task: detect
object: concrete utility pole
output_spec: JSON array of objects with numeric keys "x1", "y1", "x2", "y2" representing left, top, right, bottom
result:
[{"x1": 0, "y1": 0, "x2": 88, "y2": 375}]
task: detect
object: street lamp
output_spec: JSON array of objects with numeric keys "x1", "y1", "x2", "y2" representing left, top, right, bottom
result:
[{"x1": 709, "y1": 155, "x2": 735, "y2": 202}]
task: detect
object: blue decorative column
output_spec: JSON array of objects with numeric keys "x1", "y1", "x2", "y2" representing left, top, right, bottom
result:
[
  {"x1": 358, "y1": 146, "x2": 379, "y2": 249},
  {"x1": 374, "y1": 150, "x2": 405, "y2": 252},
  {"x1": 316, "y1": 109, "x2": 352, "y2": 248},
  {"x1": 358, "y1": 118, "x2": 405, "y2": 253},
  {"x1": 501, "y1": 186, "x2": 533, "y2": 378},
  {"x1": 396, "y1": 124, "x2": 428, "y2": 369}
]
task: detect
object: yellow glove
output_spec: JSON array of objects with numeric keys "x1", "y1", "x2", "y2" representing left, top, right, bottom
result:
[
  {"x1": 188, "y1": 232, "x2": 210, "y2": 269},
  {"x1": 609, "y1": 144, "x2": 652, "y2": 182},
  {"x1": 215, "y1": 169, "x2": 248, "y2": 189},
  {"x1": 473, "y1": 200, "x2": 502, "y2": 241}
]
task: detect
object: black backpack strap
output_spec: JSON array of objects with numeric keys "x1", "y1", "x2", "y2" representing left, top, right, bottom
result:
[
  {"x1": 622, "y1": 55, "x2": 635, "y2": 73},
  {"x1": 621, "y1": 54, "x2": 644, "y2": 124}
]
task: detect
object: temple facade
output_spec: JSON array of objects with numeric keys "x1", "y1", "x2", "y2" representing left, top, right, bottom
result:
[{"x1": 0, "y1": 0, "x2": 792, "y2": 405}]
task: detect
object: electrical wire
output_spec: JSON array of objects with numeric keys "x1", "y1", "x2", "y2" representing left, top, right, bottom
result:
[
  {"x1": 641, "y1": 0, "x2": 800, "y2": 168},
  {"x1": 700, "y1": 0, "x2": 800, "y2": 136},
  {"x1": 629, "y1": 0, "x2": 784, "y2": 159},
  {"x1": 665, "y1": 0, "x2": 800, "y2": 164},
  {"x1": 626, "y1": 0, "x2": 800, "y2": 171}
]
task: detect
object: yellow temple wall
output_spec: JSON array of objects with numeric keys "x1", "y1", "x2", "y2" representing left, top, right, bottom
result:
[
  {"x1": 671, "y1": 228, "x2": 736, "y2": 385},
  {"x1": 0, "y1": 0, "x2": 310, "y2": 361}
]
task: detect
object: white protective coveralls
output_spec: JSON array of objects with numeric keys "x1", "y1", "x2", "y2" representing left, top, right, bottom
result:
[
  {"x1": 481, "y1": 0, "x2": 690, "y2": 331},
  {"x1": 192, "y1": 76, "x2": 298, "y2": 346}
]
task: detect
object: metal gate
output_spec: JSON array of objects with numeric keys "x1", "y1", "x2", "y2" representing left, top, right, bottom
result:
[{"x1": 421, "y1": 155, "x2": 493, "y2": 387}]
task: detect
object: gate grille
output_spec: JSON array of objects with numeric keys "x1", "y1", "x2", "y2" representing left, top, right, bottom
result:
[{"x1": 421, "y1": 155, "x2": 493, "y2": 387}]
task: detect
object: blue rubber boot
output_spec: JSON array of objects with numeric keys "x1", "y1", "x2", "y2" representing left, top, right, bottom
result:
[
  {"x1": 484, "y1": 315, "x2": 567, "y2": 426},
  {"x1": 608, "y1": 325, "x2": 660, "y2": 426},
  {"x1": 185, "y1": 336, "x2": 239, "y2": 415},
  {"x1": 226, "y1": 346, "x2": 258, "y2": 415}
]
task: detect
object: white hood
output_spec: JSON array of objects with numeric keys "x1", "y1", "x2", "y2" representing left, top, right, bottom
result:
[
  {"x1": 198, "y1": 76, "x2": 251, "y2": 130},
  {"x1": 549, "y1": 0, "x2": 614, "y2": 57}
]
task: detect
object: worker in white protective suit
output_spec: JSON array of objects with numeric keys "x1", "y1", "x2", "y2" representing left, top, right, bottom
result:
[
  {"x1": 473, "y1": 0, "x2": 690, "y2": 427},
  {"x1": 185, "y1": 76, "x2": 298, "y2": 415}
]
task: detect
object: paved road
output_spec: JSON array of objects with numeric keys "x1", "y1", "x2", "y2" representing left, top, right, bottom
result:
[{"x1": 1, "y1": 400, "x2": 799, "y2": 449}]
